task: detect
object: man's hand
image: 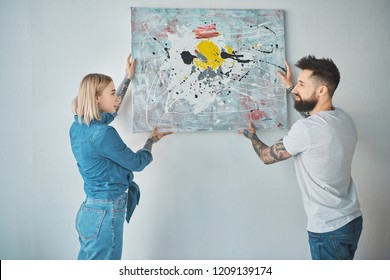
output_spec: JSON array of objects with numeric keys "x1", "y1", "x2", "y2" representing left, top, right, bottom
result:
[
  {"x1": 238, "y1": 122, "x2": 259, "y2": 141},
  {"x1": 239, "y1": 122, "x2": 292, "y2": 165},
  {"x1": 276, "y1": 60, "x2": 294, "y2": 89}
]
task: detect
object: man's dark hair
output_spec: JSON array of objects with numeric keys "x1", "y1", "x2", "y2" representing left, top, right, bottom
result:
[{"x1": 295, "y1": 55, "x2": 340, "y2": 97}]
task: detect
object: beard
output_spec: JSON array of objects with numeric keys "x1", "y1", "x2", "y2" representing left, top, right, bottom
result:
[{"x1": 294, "y1": 92, "x2": 318, "y2": 113}]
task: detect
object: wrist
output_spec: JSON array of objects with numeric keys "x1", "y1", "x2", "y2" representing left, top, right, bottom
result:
[
  {"x1": 143, "y1": 138, "x2": 153, "y2": 152},
  {"x1": 243, "y1": 129, "x2": 258, "y2": 141},
  {"x1": 286, "y1": 85, "x2": 294, "y2": 92}
]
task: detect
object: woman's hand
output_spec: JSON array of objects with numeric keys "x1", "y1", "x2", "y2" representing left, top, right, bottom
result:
[
  {"x1": 143, "y1": 127, "x2": 173, "y2": 152},
  {"x1": 126, "y1": 53, "x2": 136, "y2": 80},
  {"x1": 148, "y1": 127, "x2": 173, "y2": 144}
]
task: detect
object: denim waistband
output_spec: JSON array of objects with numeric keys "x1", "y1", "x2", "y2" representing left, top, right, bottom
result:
[
  {"x1": 84, "y1": 192, "x2": 127, "y2": 204},
  {"x1": 83, "y1": 181, "x2": 140, "y2": 224}
]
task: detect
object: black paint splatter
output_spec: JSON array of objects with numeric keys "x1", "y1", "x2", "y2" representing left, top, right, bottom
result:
[
  {"x1": 220, "y1": 51, "x2": 252, "y2": 63},
  {"x1": 153, "y1": 37, "x2": 171, "y2": 58},
  {"x1": 180, "y1": 51, "x2": 196, "y2": 64}
]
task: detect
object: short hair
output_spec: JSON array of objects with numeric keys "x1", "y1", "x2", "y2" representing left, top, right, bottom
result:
[
  {"x1": 72, "y1": 73, "x2": 113, "y2": 126},
  {"x1": 295, "y1": 55, "x2": 340, "y2": 97}
]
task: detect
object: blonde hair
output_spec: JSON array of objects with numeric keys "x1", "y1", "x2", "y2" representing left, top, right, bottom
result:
[{"x1": 72, "y1": 73, "x2": 113, "y2": 125}]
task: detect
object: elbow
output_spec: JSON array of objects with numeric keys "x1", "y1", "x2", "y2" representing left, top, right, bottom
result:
[
  {"x1": 131, "y1": 151, "x2": 153, "y2": 172},
  {"x1": 261, "y1": 157, "x2": 275, "y2": 165},
  {"x1": 132, "y1": 166, "x2": 146, "y2": 172},
  {"x1": 132, "y1": 160, "x2": 151, "y2": 172},
  {"x1": 130, "y1": 160, "x2": 148, "y2": 172}
]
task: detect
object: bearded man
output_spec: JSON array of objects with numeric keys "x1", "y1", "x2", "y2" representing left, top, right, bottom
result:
[{"x1": 239, "y1": 55, "x2": 363, "y2": 260}]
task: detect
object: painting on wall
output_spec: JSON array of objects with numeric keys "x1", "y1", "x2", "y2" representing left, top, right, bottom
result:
[{"x1": 131, "y1": 7, "x2": 287, "y2": 133}]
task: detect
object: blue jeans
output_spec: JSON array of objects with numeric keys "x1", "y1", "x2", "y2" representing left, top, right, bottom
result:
[
  {"x1": 308, "y1": 216, "x2": 363, "y2": 260},
  {"x1": 75, "y1": 193, "x2": 127, "y2": 260}
]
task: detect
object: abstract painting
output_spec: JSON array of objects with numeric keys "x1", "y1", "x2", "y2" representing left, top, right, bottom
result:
[{"x1": 131, "y1": 7, "x2": 287, "y2": 133}]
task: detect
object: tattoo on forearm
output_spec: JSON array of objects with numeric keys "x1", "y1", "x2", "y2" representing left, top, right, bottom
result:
[
  {"x1": 143, "y1": 138, "x2": 154, "y2": 152},
  {"x1": 243, "y1": 129, "x2": 257, "y2": 140},
  {"x1": 251, "y1": 138, "x2": 291, "y2": 164},
  {"x1": 115, "y1": 79, "x2": 131, "y2": 112},
  {"x1": 143, "y1": 135, "x2": 161, "y2": 152}
]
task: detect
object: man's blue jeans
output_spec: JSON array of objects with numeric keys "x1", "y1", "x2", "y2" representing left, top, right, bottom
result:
[
  {"x1": 75, "y1": 193, "x2": 127, "y2": 260},
  {"x1": 308, "y1": 216, "x2": 363, "y2": 260}
]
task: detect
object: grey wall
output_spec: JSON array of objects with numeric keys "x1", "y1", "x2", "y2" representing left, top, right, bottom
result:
[{"x1": 1, "y1": 0, "x2": 389, "y2": 259}]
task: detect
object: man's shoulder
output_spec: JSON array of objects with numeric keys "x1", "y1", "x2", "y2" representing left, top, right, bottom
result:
[{"x1": 291, "y1": 116, "x2": 312, "y2": 129}]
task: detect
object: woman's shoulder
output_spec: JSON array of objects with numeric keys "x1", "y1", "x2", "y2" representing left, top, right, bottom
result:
[{"x1": 92, "y1": 124, "x2": 123, "y2": 147}]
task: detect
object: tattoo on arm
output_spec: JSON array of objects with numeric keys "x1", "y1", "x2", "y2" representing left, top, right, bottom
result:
[
  {"x1": 243, "y1": 129, "x2": 256, "y2": 140},
  {"x1": 143, "y1": 138, "x2": 154, "y2": 152},
  {"x1": 115, "y1": 78, "x2": 131, "y2": 113},
  {"x1": 251, "y1": 138, "x2": 292, "y2": 164},
  {"x1": 142, "y1": 135, "x2": 160, "y2": 152}
]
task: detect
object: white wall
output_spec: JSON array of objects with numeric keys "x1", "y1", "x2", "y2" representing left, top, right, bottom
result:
[{"x1": 0, "y1": 0, "x2": 389, "y2": 259}]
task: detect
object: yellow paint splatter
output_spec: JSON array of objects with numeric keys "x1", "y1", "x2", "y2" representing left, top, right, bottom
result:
[
  {"x1": 194, "y1": 40, "x2": 225, "y2": 70},
  {"x1": 225, "y1": 45, "x2": 233, "y2": 54}
]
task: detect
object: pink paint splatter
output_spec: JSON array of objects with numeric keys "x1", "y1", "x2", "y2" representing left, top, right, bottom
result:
[
  {"x1": 250, "y1": 109, "x2": 266, "y2": 120},
  {"x1": 166, "y1": 19, "x2": 179, "y2": 34},
  {"x1": 240, "y1": 95, "x2": 266, "y2": 121},
  {"x1": 192, "y1": 24, "x2": 221, "y2": 39}
]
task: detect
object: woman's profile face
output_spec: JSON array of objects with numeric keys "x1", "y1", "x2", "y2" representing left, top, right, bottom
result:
[{"x1": 96, "y1": 82, "x2": 119, "y2": 113}]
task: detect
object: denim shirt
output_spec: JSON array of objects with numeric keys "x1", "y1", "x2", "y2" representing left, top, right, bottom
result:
[{"x1": 70, "y1": 112, "x2": 153, "y2": 199}]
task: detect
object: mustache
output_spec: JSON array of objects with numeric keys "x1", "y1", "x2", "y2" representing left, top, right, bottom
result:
[{"x1": 294, "y1": 93, "x2": 302, "y2": 100}]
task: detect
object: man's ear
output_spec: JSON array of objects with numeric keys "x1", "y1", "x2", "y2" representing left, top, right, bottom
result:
[{"x1": 318, "y1": 85, "x2": 329, "y2": 96}]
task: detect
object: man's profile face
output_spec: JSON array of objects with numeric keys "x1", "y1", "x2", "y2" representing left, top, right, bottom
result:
[{"x1": 292, "y1": 70, "x2": 319, "y2": 113}]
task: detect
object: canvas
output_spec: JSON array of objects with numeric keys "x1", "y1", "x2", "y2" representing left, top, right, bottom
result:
[{"x1": 131, "y1": 7, "x2": 287, "y2": 133}]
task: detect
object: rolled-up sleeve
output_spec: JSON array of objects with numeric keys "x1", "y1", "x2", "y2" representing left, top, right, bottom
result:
[{"x1": 94, "y1": 126, "x2": 153, "y2": 172}]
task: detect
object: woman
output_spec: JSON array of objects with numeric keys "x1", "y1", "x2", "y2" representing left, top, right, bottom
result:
[{"x1": 70, "y1": 54, "x2": 172, "y2": 259}]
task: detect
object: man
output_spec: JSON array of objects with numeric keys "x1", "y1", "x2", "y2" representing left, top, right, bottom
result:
[{"x1": 239, "y1": 55, "x2": 363, "y2": 260}]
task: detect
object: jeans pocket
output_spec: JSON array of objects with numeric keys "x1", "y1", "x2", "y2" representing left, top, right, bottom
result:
[
  {"x1": 114, "y1": 196, "x2": 127, "y2": 213},
  {"x1": 330, "y1": 233, "x2": 355, "y2": 260},
  {"x1": 76, "y1": 205, "x2": 106, "y2": 240}
]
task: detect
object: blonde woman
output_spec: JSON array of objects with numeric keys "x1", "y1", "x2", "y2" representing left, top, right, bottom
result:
[{"x1": 70, "y1": 54, "x2": 172, "y2": 260}]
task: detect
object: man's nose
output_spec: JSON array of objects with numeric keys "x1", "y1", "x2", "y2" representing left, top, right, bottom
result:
[{"x1": 292, "y1": 85, "x2": 299, "y2": 94}]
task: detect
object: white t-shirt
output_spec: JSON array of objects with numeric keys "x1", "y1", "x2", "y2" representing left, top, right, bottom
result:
[{"x1": 283, "y1": 108, "x2": 362, "y2": 233}]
